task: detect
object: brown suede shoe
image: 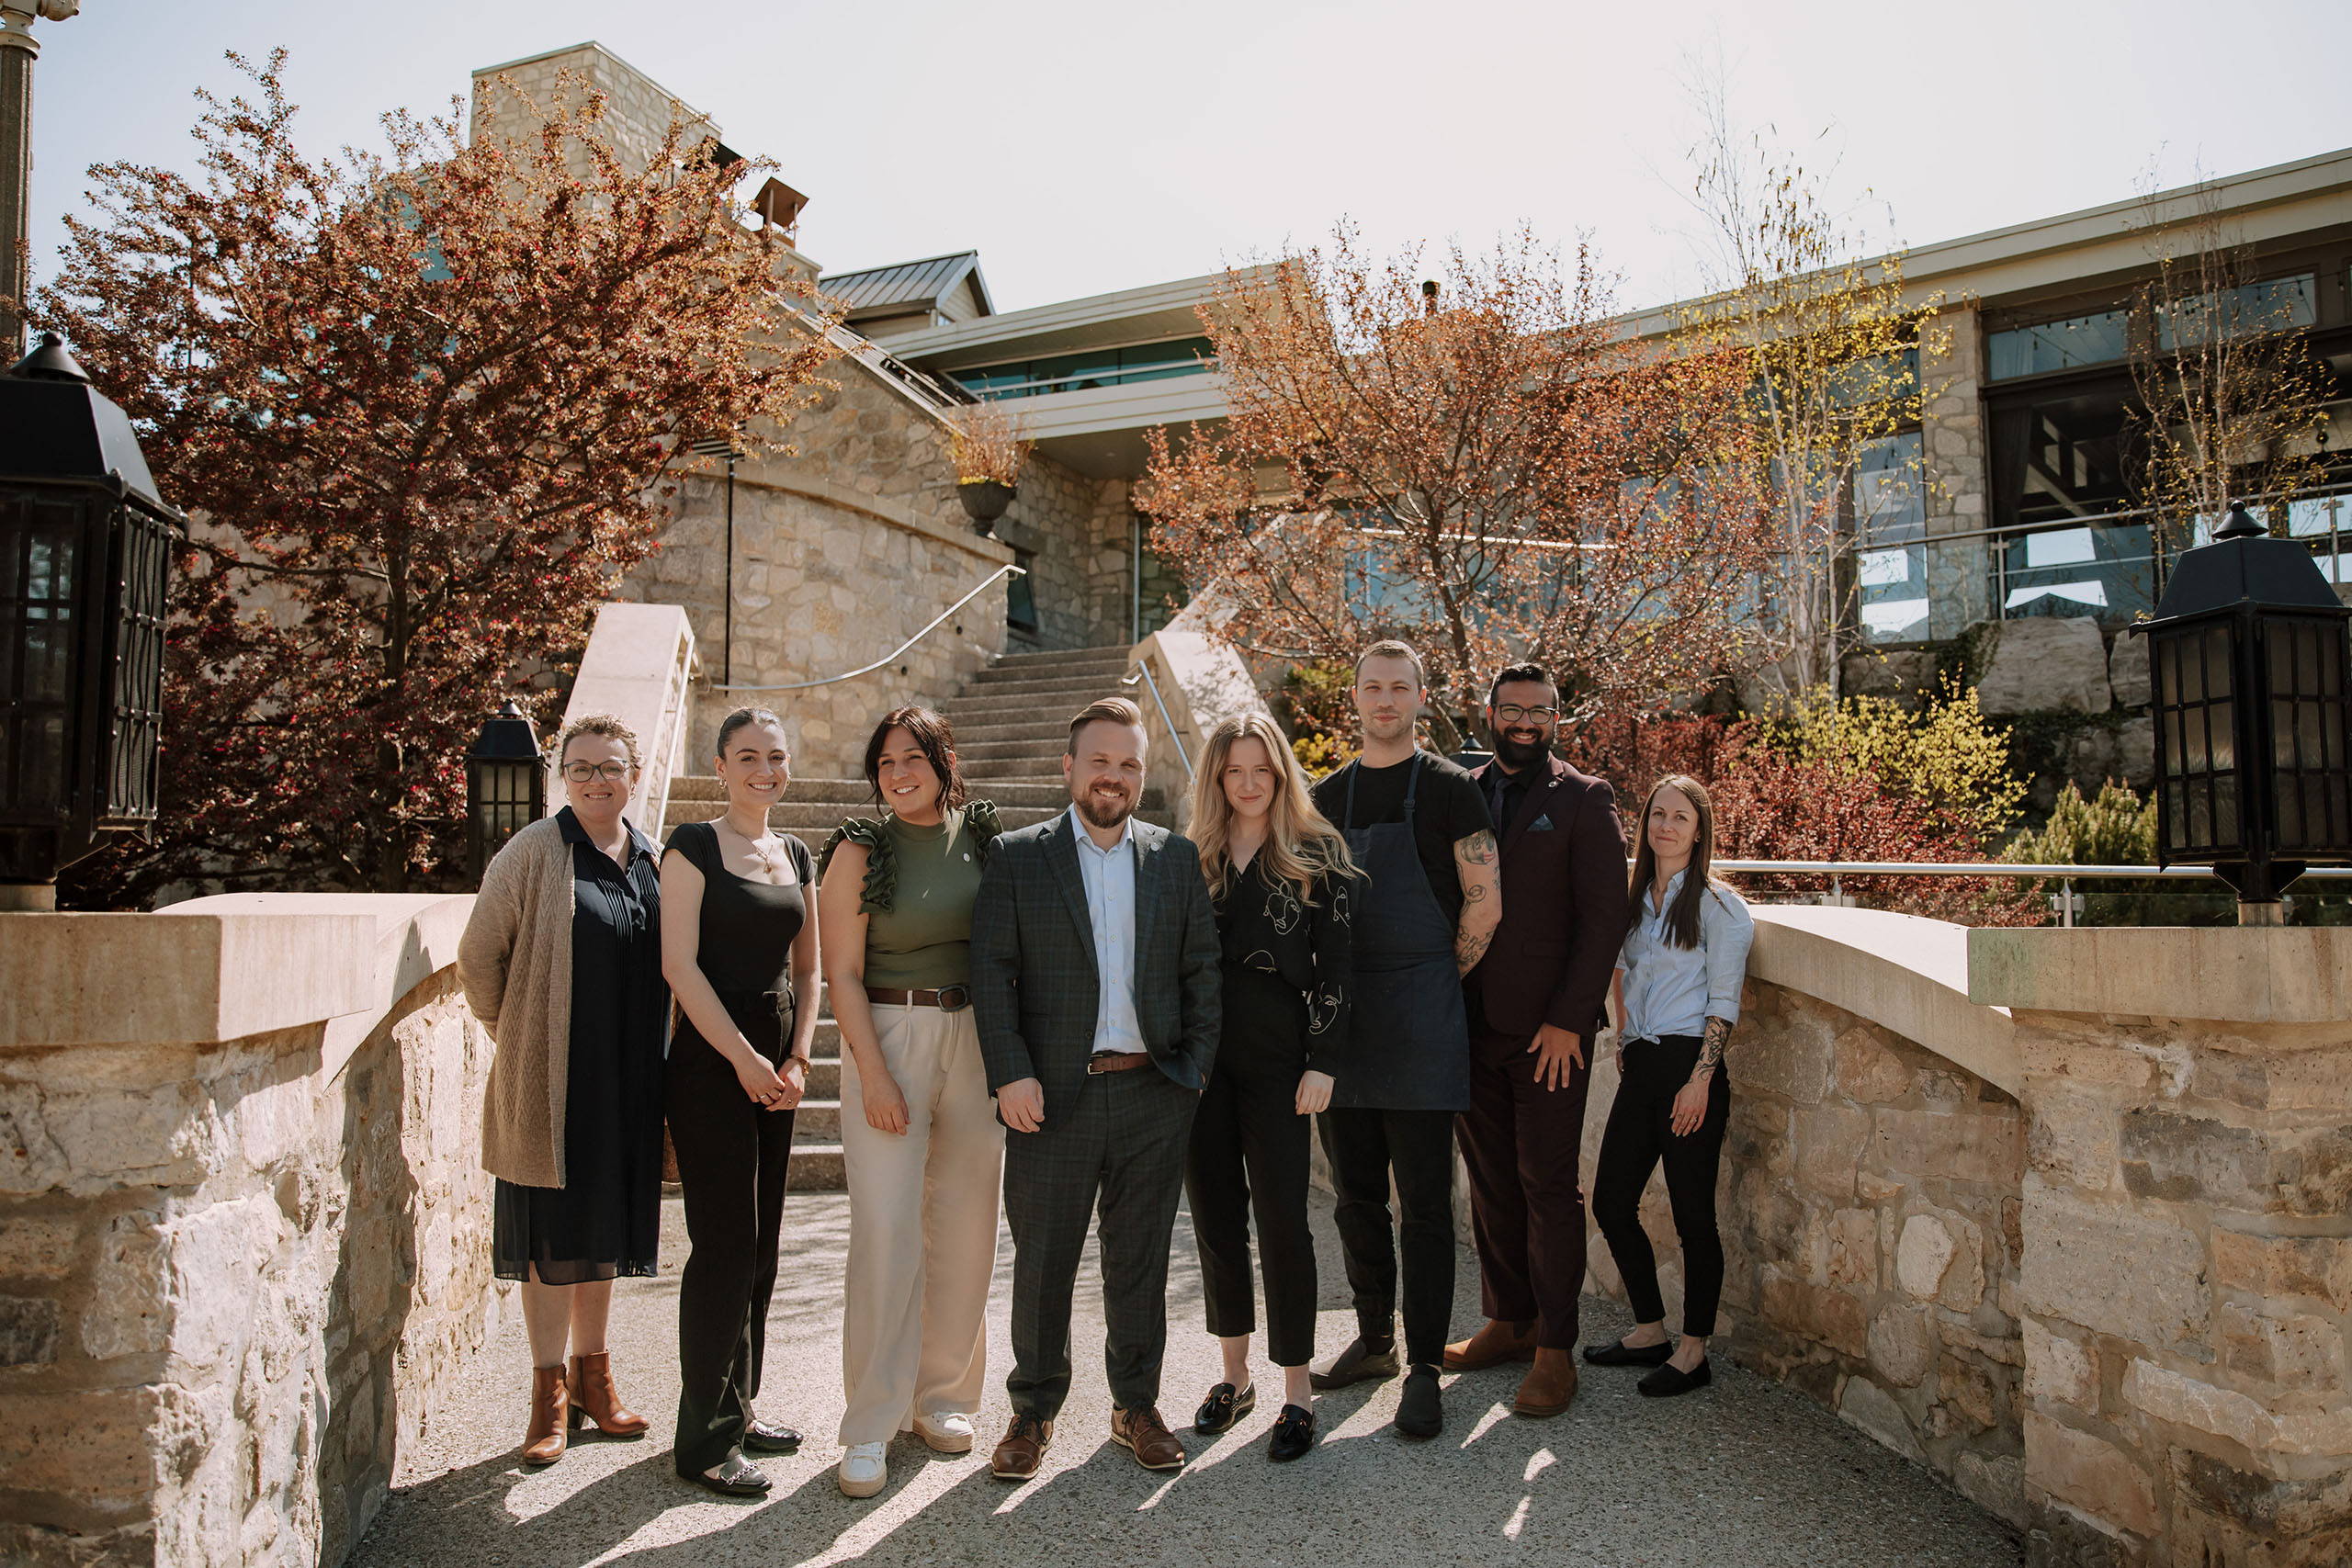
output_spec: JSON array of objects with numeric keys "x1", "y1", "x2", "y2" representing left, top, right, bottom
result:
[
  {"x1": 523, "y1": 1365, "x2": 568, "y2": 1464},
  {"x1": 568, "y1": 1351, "x2": 649, "y2": 1438},
  {"x1": 1513, "y1": 1347, "x2": 1578, "y2": 1417},
  {"x1": 1443, "y1": 1318, "x2": 1539, "y2": 1372},
  {"x1": 1110, "y1": 1404, "x2": 1188, "y2": 1471},
  {"x1": 990, "y1": 1413, "x2": 1053, "y2": 1481}
]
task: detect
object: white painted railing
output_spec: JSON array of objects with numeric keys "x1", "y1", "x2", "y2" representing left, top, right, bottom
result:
[{"x1": 558, "y1": 603, "x2": 700, "y2": 843}]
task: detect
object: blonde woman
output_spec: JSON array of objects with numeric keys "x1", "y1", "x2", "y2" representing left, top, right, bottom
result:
[
  {"x1": 1182, "y1": 712, "x2": 1355, "y2": 1462},
  {"x1": 458, "y1": 713, "x2": 666, "y2": 1467}
]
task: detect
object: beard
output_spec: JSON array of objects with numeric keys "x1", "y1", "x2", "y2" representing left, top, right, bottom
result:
[
  {"x1": 1077, "y1": 786, "x2": 1136, "y2": 830},
  {"x1": 1493, "y1": 729, "x2": 1553, "y2": 770}
]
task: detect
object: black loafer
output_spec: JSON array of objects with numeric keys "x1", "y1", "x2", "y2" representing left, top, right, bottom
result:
[
  {"x1": 1309, "y1": 1335, "x2": 1400, "y2": 1390},
  {"x1": 1582, "y1": 1338, "x2": 1674, "y2": 1368},
  {"x1": 743, "y1": 1417, "x2": 801, "y2": 1454},
  {"x1": 1638, "y1": 1359, "x2": 1712, "y2": 1397},
  {"x1": 683, "y1": 1451, "x2": 771, "y2": 1496},
  {"x1": 1394, "y1": 1364, "x2": 1442, "y2": 1438},
  {"x1": 1267, "y1": 1404, "x2": 1315, "y2": 1462},
  {"x1": 1193, "y1": 1381, "x2": 1256, "y2": 1434}
]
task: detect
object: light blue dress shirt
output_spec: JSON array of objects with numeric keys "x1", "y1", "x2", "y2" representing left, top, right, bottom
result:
[
  {"x1": 1069, "y1": 805, "x2": 1146, "y2": 1055},
  {"x1": 1617, "y1": 868, "x2": 1756, "y2": 1043}
]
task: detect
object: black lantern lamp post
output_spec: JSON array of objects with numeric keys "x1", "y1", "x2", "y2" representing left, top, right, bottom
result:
[
  {"x1": 464, "y1": 700, "x2": 545, "y2": 881},
  {"x1": 0, "y1": 333, "x2": 181, "y2": 910},
  {"x1": 2132, "y1": 502, "x2": 2352, "y2": 923}
]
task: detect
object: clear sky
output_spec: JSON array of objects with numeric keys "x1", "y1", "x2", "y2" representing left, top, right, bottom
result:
[{"x1": 28, "y1": 1, "x2": 2352, "y2": 319}]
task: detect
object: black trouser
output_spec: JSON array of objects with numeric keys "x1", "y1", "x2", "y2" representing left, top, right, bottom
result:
[
  {"x1": 1458, "y1": 1019, "x2": 1595, "y2": 1350},
  {"x1": 1186, "y1": 1047, "x2": 1317, "y2": 1368},
  {"x1": 1317, "y1": 1106, "x2": 1456, "y2": 1368},
  {"x1": 1590, "y1": 1033, "x2": 1731, "y2": 1339},
  {"x1": 666, "y1": 1005, "x2": 795, "y2": 1476},
  {"x1": 1004, "y1": 1065, "x2": 1196, "y2": 1421}
]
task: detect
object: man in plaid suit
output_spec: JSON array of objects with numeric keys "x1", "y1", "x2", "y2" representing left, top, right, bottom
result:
[{"x1": 971, "y1": 697, "x2": 1222, "y2": 1479}]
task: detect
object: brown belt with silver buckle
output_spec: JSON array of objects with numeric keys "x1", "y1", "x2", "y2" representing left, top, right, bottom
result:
[
  {"x1": 1086, "y1": 1052, "x2": 1152, "y2": 1075},
  {"x1": 865, "y1": 985, "x2": 971, "y2": 1013}
]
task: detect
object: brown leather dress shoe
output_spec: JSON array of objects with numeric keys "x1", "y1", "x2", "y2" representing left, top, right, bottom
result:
[
  {"x1": 990, "y1": 1413, "x2": 1053, "y2": 1481},
  {"x1": 1513, "y1": 1347, "x2": 1578, "y2": 1417},
  {"x1": 523, "y1": 1365, "x2": 569, "y2": 1464},
  {"x1": 568, "y1": 1351, "x2": 649, "y2": 1438},
  {"x1": 1111, "y1": 1404, "x2": 1188, "y2": 1471},
  {"x1": 1443, "y1": 1318, "x2": 1538, "y2": 1372}
]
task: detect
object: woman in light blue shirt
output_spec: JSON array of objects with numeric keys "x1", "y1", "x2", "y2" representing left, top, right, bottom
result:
[{"x1": 1583, "y1": 773, "x2": 1753, "y2": 1398}]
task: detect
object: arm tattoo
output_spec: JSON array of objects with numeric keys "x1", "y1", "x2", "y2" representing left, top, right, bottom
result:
[
  {"x1": 1692, "y1": 1015, "x2": 1731, "y2": 1079},
  {"x1": 1457, "y1": 829, "x2": 1498, "y2": 866},
  {"x1": 1455, "y1": 925, "x2": 1495, "y2": 974}
]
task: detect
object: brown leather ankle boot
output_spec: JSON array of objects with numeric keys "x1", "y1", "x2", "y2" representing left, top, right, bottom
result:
[
  {"x1": 523, "y1": 1365, "x2": 569, "y2": 1463},
  {"x1": 1513, "y1": 1347, "x2": 1578, "y2": 1417},
  {"x1": 568, "y1": 1351, "x2": 649, "y2": 1438},
  {"x1": 1442, "y1": 1318, "x2": 1538, "y2": 1372}
]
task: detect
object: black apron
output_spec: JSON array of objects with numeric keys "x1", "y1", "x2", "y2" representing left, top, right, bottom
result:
[{"x1": 1330, "y1": 753, "x2": 1472, "y2": 1111}]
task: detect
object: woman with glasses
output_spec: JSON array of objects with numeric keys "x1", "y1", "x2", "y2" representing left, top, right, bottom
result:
[
  {"x1": 662, "y1": 706, "x2": 822, "y2": 1496},
  {"x1": 1585, "y1": 773, "x2": 1753, "y2": 1398},
  {"x1": 816, "y1": 707, "x2": 1004, "y2": 1498},
  {"x1": 458, "y1": 713, "x2": 667, "y2": 1467},
  {"x1": 1183, "y1": 711, "x2": 1355, "y2": 1462}
]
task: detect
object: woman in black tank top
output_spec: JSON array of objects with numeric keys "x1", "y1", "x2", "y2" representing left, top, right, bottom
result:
[{"x1": 660, "y1": 707, "x2": 820, "y2": 1496}]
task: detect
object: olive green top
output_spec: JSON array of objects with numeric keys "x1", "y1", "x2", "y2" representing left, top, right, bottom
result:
[{"x1": 819, "y1": 802, "x2": 1001, "y2": 991}]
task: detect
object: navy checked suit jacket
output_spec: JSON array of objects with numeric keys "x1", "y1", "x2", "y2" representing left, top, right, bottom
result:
[{"x1": 969, "y1": 810, "x2": 1222, "y2": 1122}]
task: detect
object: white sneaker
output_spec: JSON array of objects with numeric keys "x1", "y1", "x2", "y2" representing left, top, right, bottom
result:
[
  {"x1": 838, "y1": 1441, "x2": 888, "y2": 1498},
  {"x1": 911, "y1": 1411, "x2": 976, "y2": 1453}
]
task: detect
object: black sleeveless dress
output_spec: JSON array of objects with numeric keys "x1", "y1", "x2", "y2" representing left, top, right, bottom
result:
[{"x1": 664, "y1": 819, "x2": 808, "y2": 1058}]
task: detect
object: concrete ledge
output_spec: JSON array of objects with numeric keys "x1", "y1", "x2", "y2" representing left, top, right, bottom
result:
[
  {"x1": 1749, "y1": 906, "x2": 2020, "y2": 1097},
  {"x1": 1967, "y1": 927, "x2": 2352, "y2": 1024},
  {"x1": 0, "y1": 894, "x2": 472, "y2": 1055}
]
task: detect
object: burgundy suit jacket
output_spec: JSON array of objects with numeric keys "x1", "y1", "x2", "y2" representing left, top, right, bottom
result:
[{"x1": 1467, "y1": 754, "x2": 1631, "y2": 1040}]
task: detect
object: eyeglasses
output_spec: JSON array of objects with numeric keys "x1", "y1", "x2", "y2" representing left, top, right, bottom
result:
[
  {"x1": 1491, "y1": 704, "x2": 1557, "y2": 724},
  {"x1": 560, "y1": 761, "x2": 632, "y2": 783}
]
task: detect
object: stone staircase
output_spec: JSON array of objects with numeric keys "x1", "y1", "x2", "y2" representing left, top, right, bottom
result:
[{"x1": 659, "y1": 643, "x2": 1164, "y2": 1190}]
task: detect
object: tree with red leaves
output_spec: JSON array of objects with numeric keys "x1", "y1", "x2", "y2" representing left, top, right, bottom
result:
[{"x1": 38, "y1": 53, "x2": 837, "y2": 904}]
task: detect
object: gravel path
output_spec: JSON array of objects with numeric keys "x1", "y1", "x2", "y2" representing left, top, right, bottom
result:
[{"x1": 354, "y1": 1191, "x2": 2021, "y2": 1567}]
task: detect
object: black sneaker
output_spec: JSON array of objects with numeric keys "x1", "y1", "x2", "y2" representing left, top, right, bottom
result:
[
  {"x1": 1193, "y1": 1381, "x2": 1255, "y2": 1434},
  {"x1": 1267, "y1": 1404, "x2": 1316, "y2": 1462},
  {"x1": 1309, "y1": 1335, "x2": 1400, "y2": 1390},
  {"x1": 1394, "y1": 1364, "x2": 1442, "y2": 1438}
]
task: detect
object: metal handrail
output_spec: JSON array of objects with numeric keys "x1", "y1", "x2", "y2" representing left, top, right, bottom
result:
[
  {"x1": 714, "y1": 565, "x2": 1025, "y2": 693},
  {"x1": 1122, "y1": 660, "x2": 1197, "y2": 784},
  {"x1": 1700, "y1": 858, "x2": 2352, "y2": 930}
]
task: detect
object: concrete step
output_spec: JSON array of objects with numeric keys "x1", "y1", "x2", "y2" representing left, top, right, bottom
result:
[
  {"x1": 786, "y1": 1145, "x2": 844, "y2": 1190},
  {"x1": 659, "y1": 800, "x2": 1069, "y2": 839},
  {"x1": 950, "y1": 674, "x2": 1139, "y2": 703},
  {"x1": 793, "y1": 1099, "x2": 841, "y2": 1142},
  {"x1": 978, "y1": 646, "x2": 1136, "y2": 675},
  {"x1": 944, "y1": 718, "x2": 1072, "y2": 744}
]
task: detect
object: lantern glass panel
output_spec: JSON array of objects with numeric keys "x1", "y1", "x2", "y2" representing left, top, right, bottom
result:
[
  {"x1": 102, "y1": 501, "x2": 172, "y2": 825},
  {"x1": 0, "y1": 498, "x2": 85, "y2": 813}
]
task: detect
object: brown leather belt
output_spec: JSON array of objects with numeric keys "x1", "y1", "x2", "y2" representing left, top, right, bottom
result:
[
  {"x1": 1086, "y1": 1051, "x2": 1153, "y2": 1075},
  {"x1": 865, "y1": 985, "x2": 971, "y2": 1013}
]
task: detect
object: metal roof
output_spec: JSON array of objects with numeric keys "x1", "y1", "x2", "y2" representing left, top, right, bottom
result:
[{"x1": 817, "y1": 252, "x2": 992, "y2": 321}]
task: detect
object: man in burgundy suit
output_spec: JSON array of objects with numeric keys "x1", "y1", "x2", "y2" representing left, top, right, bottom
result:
[{"x1": 1446, "y1": 663, "x2": 1631, "y2": 1416}]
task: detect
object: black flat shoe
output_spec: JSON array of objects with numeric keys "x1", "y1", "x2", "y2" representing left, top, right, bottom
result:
[
  {"x1": 1394, "y1": 1364, "x2": 1442, "y2": 1439},
  {"x1": 1582, "y1": 1338, "x2": 1674, "y2": 1368},
  {"x1": 1193, "y1": 1381, "x2": 1256, "y2": 1434},
  {"x1": 743, "y1": 1417, "x2": 801, "y2": 1455},
  {"x1": 682, "y1": 1451, "x2": 772, "y2": 1496},
  {"x1": 1309, "y1": 1335, "x2": 1400, "y2": 1391},
  {"x1": 1267, "y1": 1404, "x2": 1315, "y2": 1462},
  {"x1": 1638, "y1": 1359, "x2": 1712, "y2": 1397}
]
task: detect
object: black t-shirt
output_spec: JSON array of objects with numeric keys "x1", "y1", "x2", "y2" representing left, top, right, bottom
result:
[{"x1": 1312, "y1": 750, "x2": 1492, "y2": 931}]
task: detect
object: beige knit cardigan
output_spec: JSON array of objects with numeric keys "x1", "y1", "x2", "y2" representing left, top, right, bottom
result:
[{"x1": 458, "y1": 815, "x2": 585, "y2": 1189}]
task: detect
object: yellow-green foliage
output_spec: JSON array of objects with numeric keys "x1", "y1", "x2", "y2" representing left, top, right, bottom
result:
[
  {"x1": 2003, "y1": 781, "x2": 2157, "y2": 867},
  {"x1": 1752, "y1": 680, "x2": 2025, "y2": 845}
]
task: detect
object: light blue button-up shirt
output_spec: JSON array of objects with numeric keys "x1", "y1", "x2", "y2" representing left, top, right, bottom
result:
[
  {"x1": 1618, "y1": 868, "x2": 1756, "y2": 1043},
  {"x1": 1069, "y1": 805, "x2": 1146, "y2": 1055}
]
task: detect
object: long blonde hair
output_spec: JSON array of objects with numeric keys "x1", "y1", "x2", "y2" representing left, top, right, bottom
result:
[{"x1": 1191, "y1": 712, "x2": 1357, "y2": 902}]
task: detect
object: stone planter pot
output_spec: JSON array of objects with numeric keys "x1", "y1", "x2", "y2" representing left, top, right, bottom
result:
[{"x1": 958, "y1": 479, "x2": 1015, "y2": 536}]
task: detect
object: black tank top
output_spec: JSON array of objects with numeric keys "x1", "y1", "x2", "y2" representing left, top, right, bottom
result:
[{"x1": 665, "y1": 819, "x2": 808, "y2": 995}]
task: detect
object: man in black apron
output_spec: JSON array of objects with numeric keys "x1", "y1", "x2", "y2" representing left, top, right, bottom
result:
[{"x1": 1306, "y1": 641, "x2": 1498, "y2": 1438}]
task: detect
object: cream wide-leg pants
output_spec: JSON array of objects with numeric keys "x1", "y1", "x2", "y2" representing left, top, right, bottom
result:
[{"x1": 837, "y1": 999, "x2": 1005, "y2": 1446}]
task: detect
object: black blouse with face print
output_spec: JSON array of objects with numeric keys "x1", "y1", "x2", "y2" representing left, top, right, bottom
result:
[{"x1": 1213, "y1": 852, "x2": 1354, "y2": 1075}]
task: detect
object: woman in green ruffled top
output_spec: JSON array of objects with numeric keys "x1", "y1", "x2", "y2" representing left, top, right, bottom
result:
[{"x1": 815, "y1": 705, "x2": 1005, "y2": 1499}]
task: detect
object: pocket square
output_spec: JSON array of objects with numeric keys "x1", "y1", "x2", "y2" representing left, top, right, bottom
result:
[{"x1": 1528, "y1": 814, "x2": 1555, "y2": 832}]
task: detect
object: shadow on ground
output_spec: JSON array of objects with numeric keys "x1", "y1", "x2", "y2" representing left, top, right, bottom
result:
[{"x1": 355, "y1": 1191, "x2": 2021, "y2": 1567}]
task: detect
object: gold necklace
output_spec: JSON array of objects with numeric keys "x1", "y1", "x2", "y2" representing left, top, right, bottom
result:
[{"x1": 720, "y1": 817, "x2": 786, "y2": 877}]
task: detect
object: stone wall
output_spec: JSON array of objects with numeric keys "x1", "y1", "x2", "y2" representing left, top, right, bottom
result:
[
  {"x1": 1923, "y1": 301, "x2": 1995, "y2": 639},
  {"x1": 0, "y1": 896, "x2": 503, "y2": 1566},
  {"x1": 1581, "y1": 974, "x2": 2030, "y2": 1528},
  {"x1": 469, "y1": 42, "x2": 716, "y2": 184}
]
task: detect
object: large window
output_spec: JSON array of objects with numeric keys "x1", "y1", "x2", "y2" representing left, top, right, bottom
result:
[
  {"x1": 948, "y1": 337, "x2": 1216, "y2": 401},
  {"x1": 1988, "y1": 309, "x2": 2132, "y2": 381},
  {"x1": 1985, "y1": 376, "x2": 2157, "y2": 625},
  {"x1": 1854, "y1": 431, "x2": 1929, "y2": 642}
]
